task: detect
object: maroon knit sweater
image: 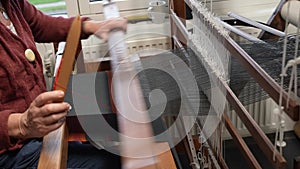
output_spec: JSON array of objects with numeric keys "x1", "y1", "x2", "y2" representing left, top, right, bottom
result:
[{"x1": 0, "y1": 0, "x2": 86, "y2": 154}]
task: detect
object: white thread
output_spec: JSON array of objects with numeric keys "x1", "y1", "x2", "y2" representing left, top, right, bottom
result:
[{"x1": 273, "y1": 0, "x2": 291, "y2": 160}]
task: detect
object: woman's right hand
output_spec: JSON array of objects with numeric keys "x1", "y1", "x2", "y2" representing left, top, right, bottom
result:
[
  {"x1": 83, "y1": 17, "x2": 128, "y2": 41},
  {"x1": 18, "y1": 90, "x2": 70, "y2": 139}
]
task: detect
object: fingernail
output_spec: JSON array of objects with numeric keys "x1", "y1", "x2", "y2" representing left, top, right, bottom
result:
[
  {"x1": 65, "y1": 103, "x2": 72, "y2": 112},
  {"x1": 58, "y1": 90, "x2": 64, "y2": 97},
  {"x1": 68, "y1": 105, "x2": 72, "y2": 111}
]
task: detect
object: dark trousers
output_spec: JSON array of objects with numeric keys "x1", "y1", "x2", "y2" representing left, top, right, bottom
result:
[{"x1": 0, "y1": 139, "x2": 121, "y2": 169}]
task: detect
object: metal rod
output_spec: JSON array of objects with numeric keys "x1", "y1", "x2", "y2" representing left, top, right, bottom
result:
[
  {"x1": 173, "y1": 35, "x2": 184, "y2": 48},
  {"x1": 219, "y1": 19, "x2": 263, "y2": 42},
  {"x1": 228, "y1": 12, "x2": 286, "y2": 37},
  {"x1": 170, "y1": 9, "x2": 189, "y2": 40}
]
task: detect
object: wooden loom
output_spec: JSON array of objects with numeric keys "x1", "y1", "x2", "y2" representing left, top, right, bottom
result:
[
  {"x1": 169, "y1": 0, "x2": 300, "y2": 169},
  {"x1": 37, "y1": 14, "x2": 177, "y2": 169},
  {"x1": 36, "y1": 0, "x2": 300, "y2": 169}
]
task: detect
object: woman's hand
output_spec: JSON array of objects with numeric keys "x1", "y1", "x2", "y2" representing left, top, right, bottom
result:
[
  {"x1": 9, "y1": 91, "x2": 70, "y2": 139},
  {"x1": 82, "y1": 17, "x2": 128, "y2": 40}
]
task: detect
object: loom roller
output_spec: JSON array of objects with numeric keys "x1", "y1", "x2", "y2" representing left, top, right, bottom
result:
[
  {"x1": 281, "y1": 1, "x2": 300, "y2": 28},
  {"x1": 102, "y1": 1, "x2": 160, "y2": 169}
]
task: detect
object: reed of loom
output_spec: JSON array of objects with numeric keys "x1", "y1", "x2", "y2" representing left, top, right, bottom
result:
[{"x1": 171, "y1": 0, "x2": 227, "y2": 168}]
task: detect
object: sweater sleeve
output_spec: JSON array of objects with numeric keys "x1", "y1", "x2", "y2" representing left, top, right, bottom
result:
[
  {"x1": 19, "y1": 0, "x2": 89, "y2": 43},
  {"x1": 0, "y1": 110, "x2": 23, "y2": 154}
]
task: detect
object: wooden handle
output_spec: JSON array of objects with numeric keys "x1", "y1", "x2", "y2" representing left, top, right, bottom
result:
[{"x1": 38, "y1": 15, "x2": 82, "y2": 169}]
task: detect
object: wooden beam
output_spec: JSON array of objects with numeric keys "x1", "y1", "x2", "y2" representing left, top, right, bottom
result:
[
  {"x1": 294, "y1": 156, "x2": 300, "y2": 169},
  {"x1": 170, "y1": 0, "x2": 187, "y2": 46},
  {"x1": 154, "y1": 142, "x2": 178, "y2": 169},
  {"x1": 219, "y1": 78, "x2": 287, "y2": 169},
  {"x1": 224, "y1": 113, "x2": 262, "y2": 169},
  {"x1": 172, "y1": 0, "x2": 186, "y2": 19},
  {"x1": 38, "y1": 16, "x2": 82, "y2": 169}
]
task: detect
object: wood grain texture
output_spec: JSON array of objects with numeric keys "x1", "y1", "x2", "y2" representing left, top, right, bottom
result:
[
  {"x1": 38, "y1": 124, "x2": 68, "y2": 169},
  {"x1": 38, "y1": 15, "x2": 82, "y2": 169},
  {"x1": 224, "y1": 113, "x2": 262, "y2": 169},
  {"x1": 170, "y1": 0, "x2": 187, "y2": 46},
  {"x1": 220, "y1": 78, "x2": 287, "y2": 169},
  {"x1": 155, "y1": 143, "x2": 177, "y2": 169}
]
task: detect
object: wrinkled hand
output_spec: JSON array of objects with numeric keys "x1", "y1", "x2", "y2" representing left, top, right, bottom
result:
[
  {"x1": 83, "y1": 17, "x2": 128, "y2": 41},
  {"x1": 19, "y1": 91, "x2": 70, "y2": 138}
]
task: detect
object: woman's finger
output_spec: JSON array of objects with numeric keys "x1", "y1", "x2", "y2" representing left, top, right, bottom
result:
[
  {"x1": 33, "y1": 91, "x2": 65, "y2": 107},
  {"x1": 42, "y1": 111, "x2": 68, "y2": 125},
  {"x1": 44, "y1": 119, "x2": 66, "y2": 135},
  {"x1": 39, "y1": 102, "x2": 70, "y2": 117}
]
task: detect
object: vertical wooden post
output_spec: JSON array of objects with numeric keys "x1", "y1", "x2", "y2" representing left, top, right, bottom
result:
[
  {"x1": 38, "y1": 16, "x2": 82, "y2": 169},
  {"x1": 295, "y1": 156, "x2": 300, "y2": 169},
  {"x1": 170, "y1": 0, "x2": 187, "y2": 46}
]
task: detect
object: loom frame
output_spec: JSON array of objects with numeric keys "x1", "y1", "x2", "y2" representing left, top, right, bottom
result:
[{"x1": 170, "y1": 0, "x2": 292, "y2": 168}]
